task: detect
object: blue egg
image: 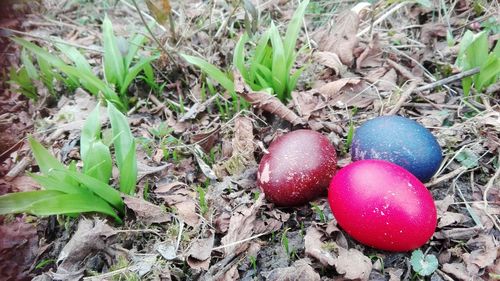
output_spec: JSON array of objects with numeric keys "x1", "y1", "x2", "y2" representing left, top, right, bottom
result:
[{"x1": 350, "y1": 116, "x2": 442, "y2": 182}]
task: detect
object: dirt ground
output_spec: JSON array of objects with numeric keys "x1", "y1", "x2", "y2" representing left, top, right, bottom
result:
[{"x1": 0, "y1": 0, "x2": 499, "y2": 280}]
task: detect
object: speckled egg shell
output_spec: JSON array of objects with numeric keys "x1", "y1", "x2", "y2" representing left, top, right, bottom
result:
[
  {"x1": 257, "y1": 130, "x2": 337, "y2": 206},
  {"x1": 351, "y1": 115, "x2": 442, "y2": 182},
  {"x1": 328, "y1": 160, "x2": 437, "y2": 252}
]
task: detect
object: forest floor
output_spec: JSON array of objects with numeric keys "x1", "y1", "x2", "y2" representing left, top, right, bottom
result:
[{"x1": 0, "y1": 0, "x2": 499, "y2": 280}]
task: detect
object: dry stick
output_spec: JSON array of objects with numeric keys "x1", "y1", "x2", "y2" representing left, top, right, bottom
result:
[
  {"x1": 483, "y1": 158, "x2": 500, "y2": 208},
  {"x1": 413, "y1": 67, "x2": 481, "y2": 93},
  {"x1": 387, "y1": 67, "x2": 482, "y2": 114},
  {"x1": 426, "y1": 166, "x2": 468, "y2": 188}
]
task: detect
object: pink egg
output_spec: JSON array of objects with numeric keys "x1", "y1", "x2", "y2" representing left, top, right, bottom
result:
[{"x1": 328, "y1": 160, "x2": 437, "y2": 252}]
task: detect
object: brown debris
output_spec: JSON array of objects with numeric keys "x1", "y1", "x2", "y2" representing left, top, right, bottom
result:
[
  {"x1": 155, "y1": 181, "x2": 200, "y2": 227},
  {"x1": 265, "y1": 259, "x2": 321, "y2": 281},
  {"x1": 234, "y1": 72, "x2": 304, "y2": 125},
  {"x1": 314, "y1": 10, "x2": 360, "y2": 66},
  {"x1": 123, "y1": 196, "x2": 171, "y2": 225}
]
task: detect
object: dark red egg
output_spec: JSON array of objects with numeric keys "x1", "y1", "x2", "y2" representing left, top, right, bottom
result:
[
  {"x1": 328, "y1": 160, "x2": 437, "y2": 252},
  {"x1": 257, "y1": 130, "x2": 337, "y2": 206}
]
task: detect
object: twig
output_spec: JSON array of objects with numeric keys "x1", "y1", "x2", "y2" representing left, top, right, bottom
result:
[
  {"x1": 212, "y1": 232, "x2": 268, "y2": 251},
  {"x1": 426, "y1": 166, "x2": 468, "y2": 188},
  {"x1": 413, "y1": 67, "x2": 481, "y2": 93},
  {"x1": 483, "y1": 157, "x2": 500, "y2": 208}
]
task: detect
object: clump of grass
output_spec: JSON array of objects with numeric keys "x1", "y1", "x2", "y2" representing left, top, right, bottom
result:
[
  {"x1": 9, "y1": 15, "x2": 159, "y2": 111},
  {"x1": 182, "y1": 0, "x2": 310, "y2": 104},
  {"x1": 0, "y1": 103, "x2": 138, "y2": 223}
]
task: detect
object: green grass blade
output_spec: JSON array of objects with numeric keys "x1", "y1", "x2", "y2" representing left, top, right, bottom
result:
[
  {"x1": 58, "y1": 169, "x2": 124, "y2": 212},
  {"x1": 269, "y1": 23, "x2": 287, "y2": 100},
  {"x1": 0, "y1": 190, "x2": 64, "y2": 214},
  {"x1": 80, "y1": 104, "x2": 102, "y2": 161},
  {"x1": 28, "y1": 193, "x2": 122, "y2": 223},
  {"x1": 119, "y1": 141, "x2": 137, "y2": 195},
  {"x1": 83, "y1": 140, "x2": 113, "y2": 184},
  {"x1": 181, "y1": 54, "x2": 235, "y2": 93},
  {"x1": 103, "y1": 15, "x2": 125, "y2": 87},
  {"x1": 233, "y1": 33, "x2": 249, "y2": 80},
  {"x1": 121, "y1": 55, "x2": 159, "y2": 96},
  {"x1": 283, "y1": 0, "x2": 309, "y2": 63}
]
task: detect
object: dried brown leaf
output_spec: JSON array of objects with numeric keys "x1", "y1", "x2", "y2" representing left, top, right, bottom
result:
[
  {"x1": 420, "y1": 23, "x2": 447, "y2": 44},
  {"x1": 356, "y1": 34, "x2": 383, "y2": 70},
  {"x1": 290, "y1": 91, "x2": 326, "y2": 120},
  {"x1": 55, "y1": 219, "x2": 116, "y2": 281},
  {"x1": 155, "y1": 181, "x2": 200, "y2": 226},
  {"x1": 438, "y1": 212, "x2": 470, "y2": 228},
  {"x1": 0, "y1": 220, "x2": 38, "y2": 281},
  {"x1": 145, "y1": 0, "x2": 171, "y2": 26},
  {"x1": 463, "y1": 234, "x2": 497, "y2": 269},
  {"x1": 334, "y1": 248, "x2": 372, "y2": 281},
  {"x1": 314, "y1": 10, "x2": 359, "y2": 65},
  {"x1": 313, "y1": 51, "x2": 347, "y2": 76},
  {"x1": 265, "y1": 259, "x2": 320, "y2": 281},
  {"x1": 123, "y1": 196, "x2": 171, "y2": 224},
  {"x1": 304, "y1": 226, "x2": 336, "y2": 267},
  {"x1": 442, "y1": 263, "x2": 471, "y2": 281},
  {"x1": 234, "y1": 72, "x2": 304, "y2": 125},
  {"x1": 187, "y1": 230, "x2": 215, "y2": 270},
  {"x1": 220, "y1": 194, "x2": 264, "y2": 256},
  {"x1": 316, "y1": 78, "x2": 376, "y2": 108},
  {"x1": 224, "y1": 116, "x2": 256, "y2": 175}
]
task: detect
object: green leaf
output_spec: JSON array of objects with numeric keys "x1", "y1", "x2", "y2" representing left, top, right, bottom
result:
[
  {"x1": 181, "y1": 54, "x2": 235, "y2": 93},
  {"x1": 121, "y1": 55, "x2": 159, "y2": 96},
  {"x1": 29, "y1": 137, "x2": 66, "y2": 174},
  {"x1": 57, "y1": 169, "x2": 124, "y2": 212},
  {"x1": 20, "y1": 48, "x2": 38, "y2": 80},
  {"x1": 465, "y1": 31, "x2": 489, "y2": 70},
  {"x1": 107, "y1": 103, "x2": 137, "y2": 194},
  {"x1": 456, "y1": 31, "x2": 475, "y2": 68},
  {"x1": 29, "y1": 193, "x2": 122, "y2": 223},
  {"x1": 456, "y1": 148, "x2": 479, "y2": 168},
  {"x1": 124, "y1": 33, "x2": 147, "y2": 69},
  {"x1": 103, "y1": 15, "x2": 125, "y2": 86},
  {"x1": 410, "y1": 250, "x2": 438, "y2": 276},
  {"x1": 0, "y1": 190, "x2": 64, "y2": 214},
  {"x1": 119, "y1": 141, "x2": 138, "y2": 195},
  {"x1": 269, "y1": 23, "x2": 287, "y2": 100},
  {"x1": 83, "y1": 140, "x2": 112, "y2": 183},
  {"x1": 30, "y1": 173, "x2": 88, "y2": 194},
  {"x1": 54, "y1": 43, "x2": 93, "y2": 74},
  {"x1": 81, "y1": 104, "x2": 102, "y2": 161},
  {"x1": 108, "y1": 103, "x2": 134, "y2": 169},
  {"x1": 476, "y1": 56, "x2": 500, "y2": 91},
  {"x1": 233, "y1": 33, "x2": 249, "y2": 80},
  {"x1": 283, "y1": 0, "x2": 308, "y2": 64}
]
